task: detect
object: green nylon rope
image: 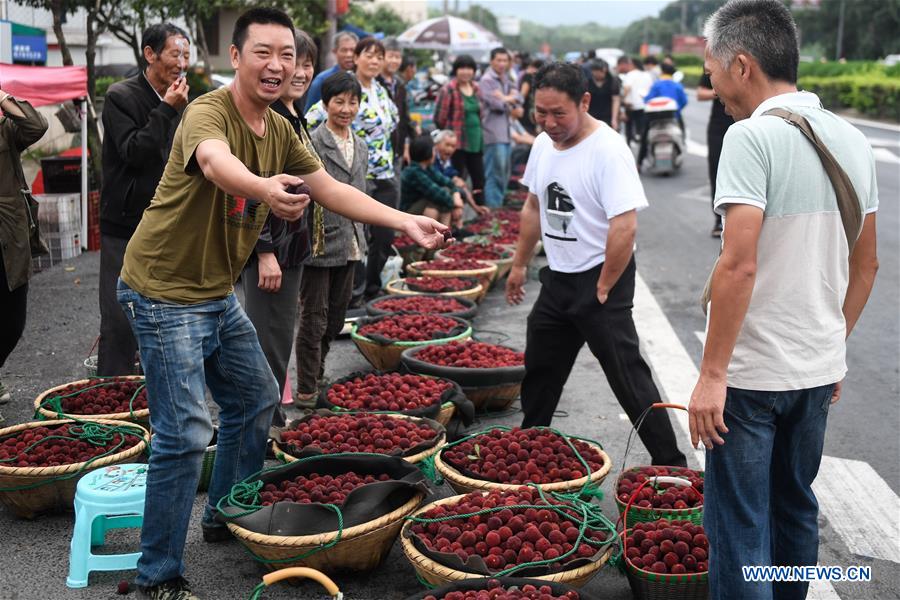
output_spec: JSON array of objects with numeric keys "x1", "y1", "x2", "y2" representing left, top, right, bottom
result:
[
  {"x1": 0, "y1": 420, "x2": 147, "y2": 492},
  {"x1": 35, "y1": 378, "x2": 147, "y2": 423}
]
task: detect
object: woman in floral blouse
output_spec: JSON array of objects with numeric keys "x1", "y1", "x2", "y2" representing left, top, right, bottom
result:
[{"x1": 306, "y1": 38, "x2": 398, "y2": 299}]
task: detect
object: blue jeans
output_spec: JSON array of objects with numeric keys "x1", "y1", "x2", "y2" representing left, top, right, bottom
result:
[
  {"x1": 116, "y1": 279, "x2": 279, "y2": 587},
  {"x1": 483, "y1": 142, "x2": 511, "y2": 208},
  {"x1": 705, "y1": 384, "x2": 834, "y2": 600}
]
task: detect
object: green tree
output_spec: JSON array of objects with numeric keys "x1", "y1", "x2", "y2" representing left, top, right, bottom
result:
[
  {"x1": 619, "y1": 17, "x2": 680, "y2": 54},
  {"x1": 344, "y1": 4, "x2": 409, "y2": 36},
  {"x1": 792, "y1": 0, "x2": 900, "y2": 60}
]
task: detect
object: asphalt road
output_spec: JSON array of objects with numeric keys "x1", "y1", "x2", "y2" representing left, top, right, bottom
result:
[{"x1": 0, "y1": 99, "x2": 897, "y2": 599}]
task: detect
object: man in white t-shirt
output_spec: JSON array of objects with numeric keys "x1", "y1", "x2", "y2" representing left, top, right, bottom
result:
[
  {"x1": 690, "y1": 2, "x2": 879, "y2": 598},
  {"x1": 507, "y1": 62, "x2": 686, "y2": 468},
  {"x1": 617, "y1": 55, "x2": 654, "y2": 144}
]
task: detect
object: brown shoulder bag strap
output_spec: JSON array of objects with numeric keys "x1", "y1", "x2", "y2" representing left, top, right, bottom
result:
[{"x1": 762, "y1": 107, "x2": 864, "y2": 253}]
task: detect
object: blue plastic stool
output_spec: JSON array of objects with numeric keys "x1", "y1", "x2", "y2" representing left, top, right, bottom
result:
[{"x1": 66, "y1": 463, "x2": 147, "y2": 588}]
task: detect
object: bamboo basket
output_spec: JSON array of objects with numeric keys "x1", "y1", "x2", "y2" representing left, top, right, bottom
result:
[
  {"x1": 350, "y1": 321, "x2": 472, "y2": 372},
  {"x1": 34, "y1": 376, "x2": 151, "y2": 430},
  {"x1": 433, "y1": 439, "x2": 612, "y2": 497},
  {"x1": 385, "y1": 279, "x2": 484, "y2": 304},
  {"x1": 227, "y1": 491, "x2": 425, "y2": 574},
  {"x1": 462, "y1": 382, "x2": 521, "y2": 412},
  {"x1": 621, "y1": 527, "x2": 709, "y2": 600},
  {"x1": 434, "y1": 249, "x2": 513, "y2": 285},
  {"x1": 406, "y1": 261, "x2": 498, "y2": 299},
  {"x1": 400, "y1": 494, "x2": 612, "y2": 588},
  {"x1": 0, "y1": 419, "x2": 150, "y2": 519},
  {"x1": 435, "y1": 402, "x2": 455, "y2": 427},
  {"x1": 614, "y1": 469, "x2": 705, "y2": 530},
  {"x1": 271, "y1": 414, "x2": 447, "y2": 465}
]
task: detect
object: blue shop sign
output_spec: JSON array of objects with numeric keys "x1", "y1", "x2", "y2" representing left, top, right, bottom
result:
[{"x1": 12, "y1": 34, "x2": 47, "y2": 63}]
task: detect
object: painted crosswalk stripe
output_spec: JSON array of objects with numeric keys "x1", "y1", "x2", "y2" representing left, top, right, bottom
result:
[
  {"x1": 813, "y1": 455, "x2": 900, "y2": 564},
  {"x1": 632, "y1": 272, "x2": 705, "y2": 468},
  {"x1": 807, "y1": 578, "x2": 841, "y2": 599},
  {"x1": 687, "y1": 138, "x2": 709, "y2": 158},
  {"x1": 872, "y1": 147, "x2": 900, "y2": 165}
]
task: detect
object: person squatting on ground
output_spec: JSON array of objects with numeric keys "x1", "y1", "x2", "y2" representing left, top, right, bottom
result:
[
  {"x1": 431, "y1": 129, "x2": 489, "y2": 223},
  {"x1": 689, "y1": 2, "x2": 879, "y2": 599},
  {"x1": 237, "y1": 29, "x2": 318, "y2": 424},
  {"x1": 434, "y1": 54, "x2": 486, "y2": 208},
  {"x1": 0, "y1": 88, "x2": 48, "y2": 407},
  {"x1": 505, "y1": 62, "x2": 686, "y2": 468},
  {"x1": 115, "y1": 9, "x2": 449, "y2": 599},
  {"x1": 295, "y1": 71, "x2": 369, "y2": 406},
  {"x1": 97, "y1": 23, "x2": 190, "y2": 376},
  {"x1": 479, "y1": 47, "x2": 522, "y2": 208},
  {"x1": 306, "y1": 37, "x2": 399, "y2": 300},
  {"x1": 401, "y1": 135, "x2": 464, "y2": 228}
]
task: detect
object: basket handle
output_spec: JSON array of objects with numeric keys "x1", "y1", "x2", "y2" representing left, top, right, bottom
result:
[
  {"x1": 619, "y1": 403, "x2": 688, "y2": 475},
  {"x1": 621, "y1": 475, "x2": 704, "y2": 556},
  {"x1": 260, "y1": 567, "x2": 342, "y2": 598}
]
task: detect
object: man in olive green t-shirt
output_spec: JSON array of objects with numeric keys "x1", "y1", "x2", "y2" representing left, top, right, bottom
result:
[{"x1": 116, "y1": 9, "x2": 449, "y2": 599}]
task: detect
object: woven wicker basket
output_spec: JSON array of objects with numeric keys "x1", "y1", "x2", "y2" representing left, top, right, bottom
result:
[
  {"x1": 433, "y1": 249, "x2": 513, "y2": 286},
  {"x1": 406, "y1": 261, "x2": 497, "y2": 300},
  {"x1": 350, "y1": 320, "x2": 473, "y2": 371},
  {"x1": 614, "y1": 469, "x2": 704, "y2": 530},
  {"x1": 271, "y1": 415, "x2": 446, "y2": 465},
  {"x1": 34, "y1": 377, "x2": 151, "y2": 430},
  {"x1": 621, "y1": 528, "x2": 709, "y2": 600},
  {"x1": 227, "y1": 491, "x2": 425, "y2": 574},
  {"x1": 197, "y1": 427, "x2": 218, "y2": 493},
  {"x1": 400, "y1": 494, "x2": 612, "y2": 588},
  {"x1": 0, "y1": 419, "x2": 150, "y2": 519},
  {"x1": 433, "y1": 439, "x2": 611, "y2": 497},
  {"x1": 384, "y1": 279, "x2": 484, "y2": 304},
  {"x1": 462, "y1": 382, "x2": 521, "y2": 412}
]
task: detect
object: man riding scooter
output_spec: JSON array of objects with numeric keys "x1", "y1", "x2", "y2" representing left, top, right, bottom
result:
[{"x1": 637, "y1": 63, "x2": 687, "y2": 175}]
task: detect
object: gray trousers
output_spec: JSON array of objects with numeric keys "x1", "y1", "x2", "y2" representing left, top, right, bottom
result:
[
  {"x1": 236, "y1": 260, "x2": 303, "y2": 427},
  {"x1": 98, "y1": 234, "x2": 139, "y2": 376}
]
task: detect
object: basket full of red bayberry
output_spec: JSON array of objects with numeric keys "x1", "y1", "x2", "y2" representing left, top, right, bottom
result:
[
  {"x1": 271, "y1": 411, "x2": 446, "y2": 465},
  {"x1": 401, "y1": 488, "x2": 617, "y2": 588},
  {"x1": 401, "y1": 340, "x2": 525, "y2": 411},
  {"x1": 367, "y1": 294, "x2": 477, "y2": 321},
  {"x1": 403, "y1": 577, "x2": 600, "y2": 600},
  {"x1": 620, "y1": 518, "x2": 709, "y2": 600},
  {"x1": 615, "y1": 466, "x2": 704, "y2": 530},
  {"x1": 0, "y1": 419, "x2": 150, "y2": 518},
  {"x1": 392, "y1": 233, "x2": 427, "y2": 267},
  {"x1": 407, "y1": 259, "x2": 498, "y2": 295},
  {"x1": 435, "y1": 242, "x2": 514, "y2": 282},
  {"x1": 34, "y1": 376, "x2": 150, "y2": 428},
  {"x1": 351, "y1": 314, "x2": 472, "y2": 371},
  {"x1": 387, "y1": 276, "x2": 485, "y2": 303},
  {"x1": 318, "y1": 371, "x2": 473, "y2": 428},
  {"x1": 216, "y1": 454, "x2": 429, "y2": 574},
  {"x1": 432, "y1": 426, "x2": 611, "y2": 497}
]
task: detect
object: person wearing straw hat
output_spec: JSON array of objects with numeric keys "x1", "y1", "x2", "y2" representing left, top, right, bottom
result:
[
  {"x1": 116, "y1": 9, "x2": 449, "y2": 599},
  {"x1": 689, "y1": 2, "x2": 879, "y2": 598},
  {"x1": 505, "y1": 62, "x2": 686, "y2": 469}
]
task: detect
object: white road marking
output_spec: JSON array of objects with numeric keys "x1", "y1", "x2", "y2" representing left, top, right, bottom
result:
[
  {"x1": 618, "y1": 413, "x2": 630, "y2": 421},
  {"x1": 872, "y1": 147, "x2": 900, "y2": 165},
  {"x1": 813, "y1": 455, "x2": 900, "y2": 564},
  {"x1": 678, "y1": 184, "x2": 713, "y2": 203},
  {"x1": 844, "y1": 115, "x2": 900, "y2": 133},
  {"x1": 687, "y1": 138, "x2": 709, "y2": 158},
  {"x1": 807, "y1": 578, "x2": 841, "y2": 599},
  {"x1": 694, "y1": 330, "x2": 706, "y2": 346},
  {"x1": 632, "y1": 272, "x2": 705, "y2": 467},
  {"x1": 867, "y1": 135, "x2": 900, "y2": 149}
]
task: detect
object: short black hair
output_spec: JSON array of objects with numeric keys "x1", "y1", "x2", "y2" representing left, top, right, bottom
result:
[
  {"x1": 490, "y1": 47, "x2": 510, "y2": 61},
  {"x1": 589, "y1": 58, "x2": 609, "y2": 72},
  {"x1": 644, "y1": 55, "x2": 659, "y2": 65},
  {"x1": 400, "y1": 55, "x2": 417, "y2": 72},
  {"x1": 451, "y1": 54, "x2": 477, "y2": 76},
  {"x1": 632, "y1": 57, "x2": 645, "y2": 70},
  {"x1": 409, "y1": 134, "x2": 434, "y2": 163},
  {"x1": 232, "y1": 7, "x2": 294, "y2": 52},
  {"x1": 355, "y1": 37, "x2": 385, "y2": 58},
  {"x1": 661, "y1": 63, "x2": 676, "y2": 76},
  {"x1": 295, "y1": 30, "x2": 317, "y2": 65},
  {"x1": 617, "y1": 55, "x2": 631, "y2": 66},
  {"x1": 141, "y1": 23, "x2": 189, "y2": 61},
  {"x1": 533, "y1": 62, "x2": 587, "y2": 104},
  {"x1": 382, "y1": 37, "x2": 402, "y2": 53},
  {"x1": 530, "y1": 58, "x2": 545, "y2": 69},
  {"x1": 322, "y1": 71, "x2": 362, "y2": 105}
]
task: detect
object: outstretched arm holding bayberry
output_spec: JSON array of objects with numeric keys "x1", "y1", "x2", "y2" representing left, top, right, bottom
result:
[{"x1": 505, "y1": 193, "x2": 542, "y2": 305}]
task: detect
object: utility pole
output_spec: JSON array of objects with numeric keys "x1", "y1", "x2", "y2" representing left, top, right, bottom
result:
[
  {"x1": 835, "y1": 0, "x2": 846, "y2": 60},
  {"x1": 681, "y1": 0, "x2": 688, "y2": 34}
]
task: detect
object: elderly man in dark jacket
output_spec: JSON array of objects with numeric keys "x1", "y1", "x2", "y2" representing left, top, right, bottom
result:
[
  {"x1": 97, "y1": 23, "x2": 189, "y2": 376},
  {"x1": 0, "y1": 89, "x2": 48, "y2": 405}
]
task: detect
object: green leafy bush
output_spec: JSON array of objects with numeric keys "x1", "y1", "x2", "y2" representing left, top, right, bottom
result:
[{"x1": 94, "y1": 76, "x2": 122, "y2": 97}]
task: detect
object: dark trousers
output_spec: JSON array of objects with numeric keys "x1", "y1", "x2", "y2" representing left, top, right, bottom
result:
[
  {"x1": 364, "y1": 178, "x2": 397, "y2": 298},
  {"x1": 98, "y1": 234, "x2": 139, "y2": 375},
  {"x1": 521, "y1": 259, "x2": 686, "y2": 466},
  {"x1": 450, "y1": 149, "x2": 485, "y2": 205},
  {"x1": 707, "y1": 125, "x2": 729, "y2": 227},
  {"x1": 0, "y1": 248, "x2": 28, "y2": 369},
  {"x1": 625, "y1": 108, "x2": 645, "y2": 144},
  {"x1": 237, "y1": 261, "x2": 303, "y2": 426},
  {"x1": 296, "y1": 262, "x2": 357, "y2": 394}
]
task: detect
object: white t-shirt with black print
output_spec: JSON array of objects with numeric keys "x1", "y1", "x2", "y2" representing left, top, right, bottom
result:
[{"x1": 521, "y1": 124, "x2": 648, "y2": 273}]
